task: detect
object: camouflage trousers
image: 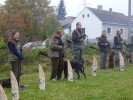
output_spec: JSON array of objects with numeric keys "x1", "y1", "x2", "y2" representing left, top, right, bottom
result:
[
  {"x1": 73, "y1": 49, "x2": 83, "y2": 64},
  {"x1": 100, "y1": 52, "x2": 108, "y2": 69}
]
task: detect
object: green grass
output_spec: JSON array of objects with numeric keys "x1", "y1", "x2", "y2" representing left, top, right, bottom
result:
[{"x1": 1, "y1": 63, "x2": 133, "y2": 100}]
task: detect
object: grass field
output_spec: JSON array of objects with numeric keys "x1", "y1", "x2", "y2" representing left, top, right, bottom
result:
[{"x1": 0, "y1": 62, "x2": 133, "y2": 100}]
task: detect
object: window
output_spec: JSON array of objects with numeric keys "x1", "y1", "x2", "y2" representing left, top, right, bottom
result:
[
  {"x1": 107, "y1": 27, "x2": 112, "y2": 34},
  {"x1": 87, "y1": 14, "x2": 89, "y2": 17},
  {"x1": 82, "y1": 14, "x2": 84, "y2": 18},
  {"x1": 120, "y1": 29, "x2": 124, "y2": 34},
  {"x1": 81, "y1": 28, "x2": 85, "y2": 34}
]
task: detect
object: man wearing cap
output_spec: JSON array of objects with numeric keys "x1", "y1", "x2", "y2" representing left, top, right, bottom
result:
[{"x1": 48, "y1": 30, "x2": 65, "y2": 81}]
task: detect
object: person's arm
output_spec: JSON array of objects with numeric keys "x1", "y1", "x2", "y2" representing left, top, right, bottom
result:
[{"x1": 8, "y1": 42, "x2": 24, "y2": 59}]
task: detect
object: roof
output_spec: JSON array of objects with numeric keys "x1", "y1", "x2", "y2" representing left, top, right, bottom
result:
[
  {"x1": 87, "y1": 7, "x2": 128, "y2": 25},
  {"x1": 59, "y1": 16, "x2": 76, "y2": 28}
]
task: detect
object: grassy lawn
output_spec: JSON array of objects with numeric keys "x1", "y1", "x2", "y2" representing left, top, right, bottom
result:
[{"x1": 1, "y1": 63, "x2": 133, "y2": 100}]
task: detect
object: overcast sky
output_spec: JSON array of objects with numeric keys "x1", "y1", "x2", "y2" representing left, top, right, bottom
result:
[
  {"x1": 0, "y1": 0, "x2": 132, "y2": 16},
  {"x1": 50, "y1": 0, "x2": 133, "y2": 16}
]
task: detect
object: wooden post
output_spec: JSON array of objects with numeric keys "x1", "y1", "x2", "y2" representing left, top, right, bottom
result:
[
  {"x1": 39, "y1": 64, "x2": 45, "y2": 90},
  {"x1": 67, "y1": 60, "x2": 73, "y2": 82},
  {"x1": 0, "y1": 84, "x2": 8, "y2": 100},
  {"x1": 92, "y1": 56, "x2": 97, "y2": 76},
  {"x1": 11, "y1": 71, "x2": 19, "y2": 100}
]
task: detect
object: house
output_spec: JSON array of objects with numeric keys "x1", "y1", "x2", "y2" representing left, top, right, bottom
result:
[
  {"x1": 71, "y1": 5, "x2": 129, "y2": 41},
  {"x1": 59, "y1": 16, "x2": 75, "y2": 35}
]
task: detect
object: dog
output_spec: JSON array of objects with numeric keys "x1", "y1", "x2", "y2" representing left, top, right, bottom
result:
[
  {"x1": 108, "y1": 51, "x2": 115, "y2": 69},
  {"x1": 0, "y1": 78, "x2": 11, "y2": 88},
  {"x1": 63, "y1": 59, "x2": 86, "y2": 79},
  {"x1": 122, "y1": 51, "x2": 132, "y2": 63}
]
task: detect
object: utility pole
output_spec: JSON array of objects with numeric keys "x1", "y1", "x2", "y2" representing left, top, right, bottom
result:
[{"x1": 128, "y1": 0, "x2": 132, "y2": 44}]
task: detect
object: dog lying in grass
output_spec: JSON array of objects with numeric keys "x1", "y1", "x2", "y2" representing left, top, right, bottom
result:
[
  {"x1": 63, "y1": 59, "x2": 86, "y2": 79},
  {"x1": 0, "y1": 78, "x2": 11, "y2": 88}
]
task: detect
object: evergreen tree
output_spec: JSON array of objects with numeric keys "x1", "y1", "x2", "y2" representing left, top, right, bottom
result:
[{"x1": 57, "y1": 0, "x2": 67, "y2": 20}]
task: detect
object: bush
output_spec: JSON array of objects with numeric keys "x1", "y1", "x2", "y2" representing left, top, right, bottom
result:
[
  {"x1": 23, "y1": 48, "x2": 48, "y2": 64},
  {"x1": 0, "y1": 41, "x2": 8, "y2": 64},
  {"x1": 83, "y1": 43, "x2": 99, "y2": 55}
]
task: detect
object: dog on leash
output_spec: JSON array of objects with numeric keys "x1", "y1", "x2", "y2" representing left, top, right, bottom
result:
[
  {"x1": 108, "y1": 51, "x2": 115, "y2": 69},
  {"x1": 63, "y1": 59, "x2": 86, "y2": 79}
]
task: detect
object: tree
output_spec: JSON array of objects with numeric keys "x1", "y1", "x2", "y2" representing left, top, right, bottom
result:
[
  {"x1": 0, "y1": 0, "x2": 62, "y2": 43},
  {"x1": 57, "y1": 0, "x2": 67, "y2": 20}
]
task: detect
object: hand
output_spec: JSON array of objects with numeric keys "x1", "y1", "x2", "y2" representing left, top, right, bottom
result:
[
  {"x1": 120, "y1": 41, "x2": 123, "y2": 44},
  {"x1": 79, "y1": 38, "x2": 84, "y2": 42},
  {"x1": 105, "y1": 42, "x2": 108, "y2": 46},
  {"x1": 20, "y1": 57, "x2": 24, "y2": 60},
  {"x1": 58, "y1": 46, "x2": 63, "y2": 49},
  {"x1": 64, "y1": 53, "x2": 68, "y2": 58}
]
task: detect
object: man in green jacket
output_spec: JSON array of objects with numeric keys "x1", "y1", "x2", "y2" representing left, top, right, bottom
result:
[{"x1": 48, "y1": 30, "x2": 65, "y2": 81}]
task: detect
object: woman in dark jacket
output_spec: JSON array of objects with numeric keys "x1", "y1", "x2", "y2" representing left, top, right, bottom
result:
[{"x1": 8, "y1": 30, "x2": 24, "y2": 85}]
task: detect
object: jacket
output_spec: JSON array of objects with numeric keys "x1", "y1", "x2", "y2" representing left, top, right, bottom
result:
[
  {"x1": 48, "y1": 35, "x2": 64, "y2": 58},
  {"x1": 98, "y1": 35, "x2": 110, "y2": 53},
  {"x1": 114, "y1": 35, "x2": 123, "y2": 50},
  {"x1": 72, "y1": 29, "x2": 84, "y2": 50},
  {"x1": 8, "y1": 37, "x2": 24, "y2": 61}
]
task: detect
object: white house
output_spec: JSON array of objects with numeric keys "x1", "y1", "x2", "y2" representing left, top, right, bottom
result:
[{"x1": 71, "y1": 6, "x2": 129, "y2": 41}]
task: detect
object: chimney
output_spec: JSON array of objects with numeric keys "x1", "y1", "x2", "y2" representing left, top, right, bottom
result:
[
  {"x1": 109, "y1": 8, "x2": 112, "y2": 12},
  {"x1": 97, "y1": 5, "x2": 102, "y2": 10}
]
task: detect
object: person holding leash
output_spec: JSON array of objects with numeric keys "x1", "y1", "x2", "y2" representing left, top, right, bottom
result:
[
  {"x1": 113, "y1": 30, "x2": 123, "y2": 67},
  {"x1": 72, "y1": 22, "x2": 86, "y2": 65},
  {"x1": 48, "y1": 30, "x2": 66, "y2": 81}
]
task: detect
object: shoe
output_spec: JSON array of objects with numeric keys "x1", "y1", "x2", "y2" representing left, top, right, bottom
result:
[{"x1": 51, "y1": 79, "x2": 57, "y2": 81}]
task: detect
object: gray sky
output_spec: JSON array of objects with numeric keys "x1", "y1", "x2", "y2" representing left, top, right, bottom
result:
[
  {"x1": 50, "y1": 0, "x2": 133, "y2": 16},
  {"x1": 0, "y1": 0, "x2": 132, "y2": 16}
]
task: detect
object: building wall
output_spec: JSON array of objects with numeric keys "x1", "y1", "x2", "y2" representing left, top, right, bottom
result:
[
  {"x1": 64, "y1": 28, "x2": 70, "y2": 35},
  {"x1": 102, "y1": 23, "x2": 128, "y2": 42},
  {"x1": 71, "y1": 8, "x2": 102, "y2": 39}
]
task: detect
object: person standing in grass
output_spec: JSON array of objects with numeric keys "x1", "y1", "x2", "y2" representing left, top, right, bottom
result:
[
  {"x1": 8, "y1": 30, "x2": 24, "y2": 85},
  {"x1": 113, "y1": 30, "x2": 123, "y2": 67},
  {"x1": 98, "y1": 30, "x2": 110, "y2": 69},
  {"x1": 72, "y1": 22, "x2": 86, "y2": 65},
  {"x1": 48, "y1": 30, "x2": 65, "y2": 81}
]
